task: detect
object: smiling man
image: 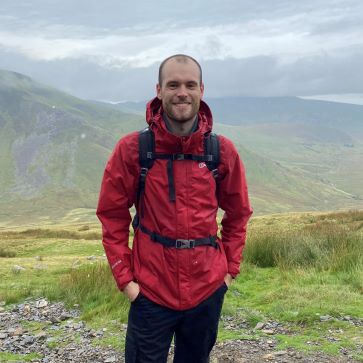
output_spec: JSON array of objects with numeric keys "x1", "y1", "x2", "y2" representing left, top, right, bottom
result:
[{"x1": 97, "y1": 54, "x2": 253, "y2": 363}]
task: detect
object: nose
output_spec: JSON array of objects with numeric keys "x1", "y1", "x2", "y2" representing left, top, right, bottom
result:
[{"x1": 176, "y1": 85, "x2": 188, "y2": 98}]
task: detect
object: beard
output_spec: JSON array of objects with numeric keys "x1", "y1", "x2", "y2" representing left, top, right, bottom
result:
[{"x1": 163, "y1": 99, "x2": 200, "y2": 123}]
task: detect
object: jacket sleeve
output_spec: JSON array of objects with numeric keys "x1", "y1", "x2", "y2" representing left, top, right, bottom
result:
[
  {"x1": 217, "y1": 136, "x2": 253, "y2": 278},
  {"x1": 96, "y1": 133, "x2": 139, "y2": 291}
]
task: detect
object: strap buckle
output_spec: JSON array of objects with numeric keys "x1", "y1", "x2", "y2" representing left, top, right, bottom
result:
[
  {"x1": 175, "y1": 239, "x2": 195, "y2": 249},
  {"x1": 173, "y1": 154, "x2": 185, "y2": 160},
  {"x1": 140, "y1": 167, "x2": 148, "y2": 177}
]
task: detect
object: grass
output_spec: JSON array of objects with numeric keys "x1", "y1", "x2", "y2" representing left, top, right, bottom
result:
[
  {"x1": 0, "y1": 353, "x2": 42, "y2": 362},
  {"x1": 0, "y1": 209, "x2": 362, "y2": 361},
  {"x1": 244, "y1": 210, "x2": 363, "y2": 275},
  {"x1": 47, "y1": 263, "x2": 130, "y2": 325}
]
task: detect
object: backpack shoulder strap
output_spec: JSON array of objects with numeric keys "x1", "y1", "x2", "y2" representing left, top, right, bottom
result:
[
  {"x1": 137, "y1": 127, "x2": 155, "y2": 205},
  {"x1": 204, "y1": 132, "x2": 220, "y2": 179},
  {"x1": 133, "y1": 127, "x2": 155, "y2": 229},
  {"x1": 139, "y1": 127, "x2": 155, "y2": 170}
]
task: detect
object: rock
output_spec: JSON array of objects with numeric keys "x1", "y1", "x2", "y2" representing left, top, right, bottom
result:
[
  {"x1": 12, "y1": 265, "x2": 26, "y2": 273},
  {"x1": 104, "y1": 357, "x2": 117, "y2": 362},
  {"x1": 36, "y1": 299, "x2": 48, "y2": 308},
  {"x1": 1, "y1": 297, "x2": 359, "y2": 363},
  {"x1": 21, "y1": 335, "x2": 35, "y2": 345},
  {"x1": 8, "y1": 327, "x2": 24, "y2": 336},
  {"x1": 255, "y1": 322, "x2": 265, "y2": 330},
  {"x1": 60, "y1": 312, "x2": 72, "y2": 321},
  {"x1": 23, "y1": 304, "x2": 31, "y2": 315},
  {"x1": 0, "y1": 307, "x2": 4, "y2": 313},
  {"x1": 35, "y1": 331, "x2": 47, "y2": 340},
  {"x1": 0, "y1": 301, "x2": 5, "y2": 306},
  {"x1": 261, "y1": 329, "x2": 275, "y2": 335},
  {"x1": 50, "y1": 316, "x2": 61, "y2": 324},
  {"x1": 320, "y1": 315, "x2": 332, "y2": 321}
]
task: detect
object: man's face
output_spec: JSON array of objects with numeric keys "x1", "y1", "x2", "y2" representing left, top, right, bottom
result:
[{"x1": 156, "y1": 59, "x2": 204, "y2": 124}]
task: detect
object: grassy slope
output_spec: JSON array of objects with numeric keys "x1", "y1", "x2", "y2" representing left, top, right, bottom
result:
[
  {"x1": 215, "y1": 123, "x2": 363, "y2": 212},
  {"x1": 1, "y1": 69, "x2": 363, "y2": 222},
  {"x1": 0, "y1": 70, "x2": 145, "y2": 221},
  {"x1": 0, "y1": 210, "x2": 362, "y2": 360}
]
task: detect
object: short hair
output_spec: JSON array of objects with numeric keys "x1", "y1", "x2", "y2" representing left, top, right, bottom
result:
[{"x1": 158, "y1": 54, "x2": 203, "y2": 86}]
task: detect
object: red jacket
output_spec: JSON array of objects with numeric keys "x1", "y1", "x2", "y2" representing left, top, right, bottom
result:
[{"x1": 97, "y1": 97, "x2": 253, "y2": 310}]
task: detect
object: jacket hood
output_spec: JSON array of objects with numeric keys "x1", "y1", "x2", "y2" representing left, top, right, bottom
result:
[{"x1": 145, "y1": 97, "x2": 213, "y2": 135}]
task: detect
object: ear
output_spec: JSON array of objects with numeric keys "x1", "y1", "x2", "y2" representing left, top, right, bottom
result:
[
  {"x1": 200, "y1": 82, "x2": 205, "y2": 98},
  {"x1": 156, "y1": 83, "x2": 162, "y2": 99}
]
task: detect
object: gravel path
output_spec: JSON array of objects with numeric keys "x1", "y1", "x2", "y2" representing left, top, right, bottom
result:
[{"x1": 0, "y1": 299, "x2": 361, "y2": 362}]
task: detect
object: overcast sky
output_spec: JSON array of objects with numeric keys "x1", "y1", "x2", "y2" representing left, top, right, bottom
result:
[{"x1": 1, "y1": 0, "x2": 362, "y2": 102}]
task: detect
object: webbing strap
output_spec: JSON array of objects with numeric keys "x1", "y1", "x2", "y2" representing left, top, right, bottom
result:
[
  {"x1": 148, "y1": 152, "x2": 215, "y2": 202},
  {"x1": 139, "y1": 224, "x2": 218, "y2": 249},
  {"x1": 167, "y1": 159, "x2": 175, "y2": 201},
  {"x1": 135, "y1": 128, "x2": 220, "y2": 220},
  {"x1": 148, "y1": 152, "x2": 215, "y2": 162}
]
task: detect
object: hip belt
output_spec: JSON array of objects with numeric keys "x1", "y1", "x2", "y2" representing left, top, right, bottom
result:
[{"x1": 139, "y1": 224, "x2": 218, "y2": 249}]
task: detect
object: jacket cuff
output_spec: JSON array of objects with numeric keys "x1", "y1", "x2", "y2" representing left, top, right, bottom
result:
[
  {"x1": 115, "y1": 271, "x2": 134, "y2": 291},
  {"x1": 227, "y1": 262, "x2": 240, "y2": 278}
]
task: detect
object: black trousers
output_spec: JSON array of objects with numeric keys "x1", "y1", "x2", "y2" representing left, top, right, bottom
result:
[{"x1": 125, "y1": 283, "x2": 227, "y2": 363}]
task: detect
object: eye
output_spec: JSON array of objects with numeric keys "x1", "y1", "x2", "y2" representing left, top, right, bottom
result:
[
  {"x1": 187, "y1": 82, "x2": 198, "y2": 89},
  {"x1": 167, "y1": 82, "x2": 178, "y2": 89}
]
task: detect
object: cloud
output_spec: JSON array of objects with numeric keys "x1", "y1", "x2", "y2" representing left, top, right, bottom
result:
[
  {"x1": 0, "y1": 0, "x2": 362, "y2": 99},
  {"x1": 1, "y1": 10, "x2": 362, "y2": 70}
]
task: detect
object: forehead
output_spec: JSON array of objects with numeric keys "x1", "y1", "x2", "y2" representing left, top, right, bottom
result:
[{"x1": 161, "y1": 58, "x2": 200, "y2": 84}]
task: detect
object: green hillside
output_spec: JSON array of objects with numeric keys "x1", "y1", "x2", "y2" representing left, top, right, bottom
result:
[
  {"x1": 0, "y1": 70, "x2": 144, "y2": 222},
  {"x1": 0, "y1": 69, "x2": 362, "y2": 224},
  {"x1": 216, "y1": 122, "x2": 363, "y2": 201}
]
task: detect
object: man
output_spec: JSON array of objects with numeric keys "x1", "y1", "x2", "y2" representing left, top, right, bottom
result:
[{"x1": 97, "y1": 54, "x2": 252, "y2": 363}]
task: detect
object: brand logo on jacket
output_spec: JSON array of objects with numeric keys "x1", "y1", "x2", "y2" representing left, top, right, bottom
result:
[{"x1": 199, "y1": 162, "x2": 206, "y2": 168}]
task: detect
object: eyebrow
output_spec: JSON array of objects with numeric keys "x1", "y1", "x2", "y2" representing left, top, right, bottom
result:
[{"x1": 165, "y1": 80, "x2": 199, "y2": 85}]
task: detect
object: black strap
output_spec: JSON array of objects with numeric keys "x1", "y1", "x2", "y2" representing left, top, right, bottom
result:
[
  {"x1": 138, "y1": 128, "x2": 155, "y2": 203},
  {"x1": 147, "y1": 151, "x2": 217, "y2": 202},
  {"x1": 134, "y1": 128, "x2": 221, "y2": 229},
  {"x1": 149, "y1": 153, "x2": 215, "y2": 162},
  {"x1": 204, "y1": 133, "x2": 220, "y2": 179},
  {"x1": 139, "y1": 224, "x2": 218, "y2": 249},
  {"x1": 167, "y1": 159, "x2": 175, "y2": 201}
]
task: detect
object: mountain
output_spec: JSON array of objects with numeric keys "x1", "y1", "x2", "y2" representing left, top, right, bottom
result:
[
  {"x1": 100, "y1": 96, "x2": 363, "y2": 138},
  {"x1": 0, "y1": 70, "x2": 144, "y2": 222},
  {"x1": 0, "y1": 70, "x2": 361, "y2": 224},
  {"x1": 108, "y1": 96, "x2": 363, "y2": 206},
  {"x1": 207, "y1": 96, "x2": 363, "y2": 136}
]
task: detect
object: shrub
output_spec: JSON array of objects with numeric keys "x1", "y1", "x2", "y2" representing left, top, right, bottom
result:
[
  {"x1": 0, "y1": 248, "x2": 16, "y2": 258},
  {"x1": 244, "y1": 221, "x2": 362, "y2": 273},
  {"x1": 47, "y1": 262, "x2": 129, "y2": 322}
]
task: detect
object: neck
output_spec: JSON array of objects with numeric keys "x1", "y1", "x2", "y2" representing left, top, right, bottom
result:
[{"x1": 163, "y1": 114, "x2": 197, "y2": 136}]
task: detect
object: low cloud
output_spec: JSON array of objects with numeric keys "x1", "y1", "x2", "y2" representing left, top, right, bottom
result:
[{"x1": 0, "y1": 0, "x2": 362, "y2": 99}]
